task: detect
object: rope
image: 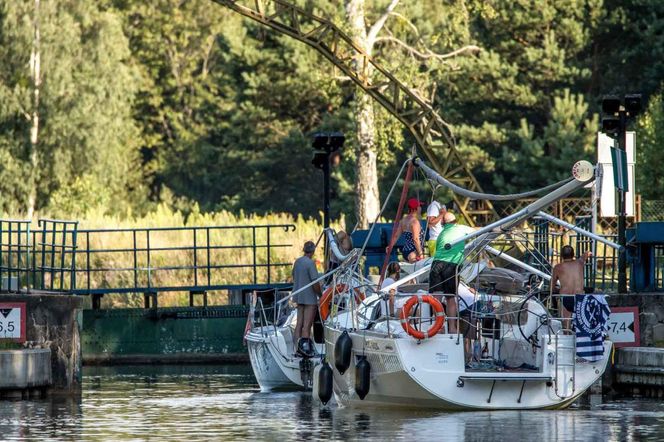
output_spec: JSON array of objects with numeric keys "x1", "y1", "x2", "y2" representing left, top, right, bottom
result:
[
  {"x1": 351, "y1": 159, "x2": 410, "y2": 276},
  {"x1": 379, "y1": 160, "x2": 414, "y2": 284},
  {"x1": 414, "y1": 158, "x2": 574, "y2": 201}
]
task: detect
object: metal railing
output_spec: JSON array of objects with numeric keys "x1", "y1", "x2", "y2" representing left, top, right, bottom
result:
[
  {"x1": 503, "y1": 221, "x2": 621, "y2": 293},
  {"x1": 33, "y1": 219, "x2": 79, "y2": 292},
  {"x1": 0, "y1": 220, "x2": 31, "y2": 292},
  {"x1": 72, "y1": 224, "x2": 296, "y2": 296},
  {"x1": 655, "y1": 245, "x2": 664, "y2": 291},
  {"x1": 0, "y1": 219, "x2": 78, "y2": 293},
  {"x1": 0, "y1": 220, "x2": 297, "y2": 297}
]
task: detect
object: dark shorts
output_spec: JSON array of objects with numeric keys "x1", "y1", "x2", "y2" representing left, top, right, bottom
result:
[
  {"x1": 459, "y1": 310, "x2": 476, "y2": 339},
  {"x1": 429, "y1": 260, "x2": 459, "y2": 295},
  {"x1": 562, "y1": 295, "x2": 577, "y2": 312}
]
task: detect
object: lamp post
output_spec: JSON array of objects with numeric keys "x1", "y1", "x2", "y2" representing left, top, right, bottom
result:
[
  {"x1": 311, "y1": 132, "x2": 345, "y2": 231},
  {"x1": 601, "y1": 94, "x2": 641, "y2": 293}
]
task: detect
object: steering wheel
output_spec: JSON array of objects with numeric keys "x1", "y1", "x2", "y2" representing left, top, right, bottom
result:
[{"x1": 516, "y1": 291, "x2": 553, "y2": 348}]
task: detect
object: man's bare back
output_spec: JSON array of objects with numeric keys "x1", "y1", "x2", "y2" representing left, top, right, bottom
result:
[{"x1": 552, "y1": 260, "x2": 585, "y2": 294}]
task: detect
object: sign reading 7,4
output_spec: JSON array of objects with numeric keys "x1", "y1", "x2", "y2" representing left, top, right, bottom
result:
[
  {"x1": 607, "y1": 321, "x2": 628, "y2": 334},
  {"x1": 607, "y1": 307, "x2": 640, "y2": 347}
]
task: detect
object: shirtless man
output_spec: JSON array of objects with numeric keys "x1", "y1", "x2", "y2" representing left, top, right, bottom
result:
[{"x1": 551, "y1": 245, "x2": 592, "y2": 328}]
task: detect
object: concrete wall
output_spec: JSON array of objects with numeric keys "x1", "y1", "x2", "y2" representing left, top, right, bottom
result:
[
  {"x1": 612, "y1": 347, "x2": 664, "y2": 398},
  {"x1": 608, "y1": 293, "x2": 664, "y2": 347},
  {"x1": 0, "y1": 293, "x2": 83, "y2": 394},
  {"x1": 0, "y1": 349, "x2": 52, "y2": 397}
]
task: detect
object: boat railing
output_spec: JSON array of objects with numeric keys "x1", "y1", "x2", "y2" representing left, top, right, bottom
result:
[{"x1": 251, "y1": 289, "x2": 294, "y2": 337}]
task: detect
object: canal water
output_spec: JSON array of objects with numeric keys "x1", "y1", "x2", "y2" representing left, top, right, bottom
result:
[{"x1": 1, "y1": 365, "x2": 663, "y2": 441}]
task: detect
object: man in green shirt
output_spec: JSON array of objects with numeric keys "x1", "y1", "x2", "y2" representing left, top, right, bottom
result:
[{"x1": 429, "y1": 212, "x2": 475, "y2": 333}]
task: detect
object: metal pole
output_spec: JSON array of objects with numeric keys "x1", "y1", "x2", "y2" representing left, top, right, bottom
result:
[
  {"x1": 618, "y1": 110, "x2": 627, "y2": 293},
  {"x1": 323, "y1": 152, "x2": 330, "y2": 230},
  {"x1": 484, "y1": 246, "x2": 551, "y2": 281},
  {"x1": 536, "y1": 211, "x2": 621, "y2": 250},
  {"x1": 323, "y1": 151, "x2": 331, "y2": 265}
]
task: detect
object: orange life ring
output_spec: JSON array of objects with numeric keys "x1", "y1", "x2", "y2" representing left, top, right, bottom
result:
[
  {"x1": 399, "y1": 295, "x2": 445, "y2": 340},
  {"x1": 319, "y1": 284, "x2": 365, "y2": 320}
]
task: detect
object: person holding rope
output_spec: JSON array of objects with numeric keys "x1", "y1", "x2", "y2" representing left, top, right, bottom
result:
[
  {"x1": 428, "y1": 212, "x2": 475, "y2": 333},
  {"x1": 292, "y1": 240, "x2": 321, "y2": 356},
  {"x1": 426, "y1": 201, "x2": 447, "y2": 257}
]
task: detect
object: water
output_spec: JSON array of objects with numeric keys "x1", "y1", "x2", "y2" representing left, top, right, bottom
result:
[{"x1": 1, "y1": 365, "x2": 663, "y2": 441}]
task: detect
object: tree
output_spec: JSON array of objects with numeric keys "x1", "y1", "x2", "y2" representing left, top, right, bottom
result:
[
  {"x1": 636, "y1": 87, "x2": 664, "y2": 200},
  {"x1": 0, "y1": 0, "x2": 143, "y2": 216},
  {"x1": 590, "y1": 0, "x2": 664, "y2": 100},
  {"x1": 114, "y1": 0, "x2": 354, "y2": 218},
  {"x1": 434, "y1": 0, "x2": 602, "y2": 193},
  {"x1": 343, "y1": 0, "x2": 483, "y2": 227}
]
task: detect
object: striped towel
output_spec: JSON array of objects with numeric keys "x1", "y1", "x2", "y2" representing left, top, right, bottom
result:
[{"x1": 574, "y1": 294, "x2": 610, "y2": 362}]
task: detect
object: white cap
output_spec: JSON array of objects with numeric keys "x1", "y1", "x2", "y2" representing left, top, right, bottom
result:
[{"x1": 443, "y1": 212, "x2": 456, "y2": 223}]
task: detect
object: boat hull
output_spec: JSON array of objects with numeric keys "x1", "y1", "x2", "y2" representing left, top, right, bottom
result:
[
  {"x1": 325, "y1": 327, "x2": 610, "y2": 411},
  {"x1": 246, "y1": 328, "x2": 324, "y2": 391},
  {"x1": 247, "y1": 338, "x2": 295, "y2": 391}
]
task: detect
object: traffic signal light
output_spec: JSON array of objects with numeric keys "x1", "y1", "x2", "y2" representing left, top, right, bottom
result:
[
  {"x1": 312, "y1": 132, "x2": 345, "y2": 153},
  {"x1": 601, "y1": 95, "x2": 621, "y2": 114},
  {"x1": 601, "y1": 116, "x2": 620, "y2": 135},
  {"x1": 624, "y1": 94, "x2": 642, "y2": 116}
]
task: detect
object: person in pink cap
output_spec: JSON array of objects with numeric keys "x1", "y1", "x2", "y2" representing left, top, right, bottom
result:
[{"x1": 386, "y1": 197, "x2": 425, "y2": 263}]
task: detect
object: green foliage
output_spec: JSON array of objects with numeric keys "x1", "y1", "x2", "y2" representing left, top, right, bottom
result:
[
  {"x1": 0, "y1": 0, "x2": 663, "y2": 221},
  {"x1": 0, "y1": 0, "x2": 143, "y2": 215},
  {"x1": 636, "y1": 87, "x2": 664, "y2": 199}
]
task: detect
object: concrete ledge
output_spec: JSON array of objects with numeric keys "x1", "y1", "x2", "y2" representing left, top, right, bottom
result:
[
  {"x1": 614, "y1": 348, "x2": 664, "y2": 391},
  {"x1": 616, "y1": 347, "x2": 664, "y2": 367},
  {"x1": 0, "y1": 349, "x2": 52, "y2": 390},
  {"x1": 83, "y1": 352, "x2": 249, "y2": 365}
]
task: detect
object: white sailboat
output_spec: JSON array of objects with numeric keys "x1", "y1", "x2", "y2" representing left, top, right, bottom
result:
[
  {"x1": 246, "y1": 235, "x2": 365, "y2": 391},
  {"x1": 314, "y1": 158, "x2": 616, "y2": 410},
  {"x1": 246, "y1": 307, "x2": 325, "y2": 391}
]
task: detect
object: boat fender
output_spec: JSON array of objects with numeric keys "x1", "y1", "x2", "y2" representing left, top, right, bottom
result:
[
  {"x1": 317, "y1": 361, "x2": 334, "y2": 405},
  {"x1": 334, "y1": 330, "x2": 353, "y2": 374},
  {"x1": 354, "y1": 356, "x2": 371, "y2": 400}
]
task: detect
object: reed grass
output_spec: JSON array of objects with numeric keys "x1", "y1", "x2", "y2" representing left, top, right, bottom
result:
[{"x1": 71, "y1": 205, "x2": 336, "y2": 308}]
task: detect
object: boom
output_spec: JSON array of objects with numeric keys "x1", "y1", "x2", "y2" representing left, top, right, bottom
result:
[{"x1": 212, "y1": 0, "x2": 496, "y2": 224}]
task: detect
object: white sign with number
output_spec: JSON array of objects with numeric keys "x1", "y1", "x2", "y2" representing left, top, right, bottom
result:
[
  {"x1": 606, "y1": 308, "x2": 639, "y2": 347},
  {"x1": 0, "y1": 304, "x2": 25, "y2": 341}
]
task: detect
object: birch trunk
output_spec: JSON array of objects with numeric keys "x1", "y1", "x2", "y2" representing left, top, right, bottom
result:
[
  {"x1": 27, "y1": 0, "x2": 41, "y2": 219},
  {"x1": 346, "y1": 0, "x2": 380, "y2": 229}
]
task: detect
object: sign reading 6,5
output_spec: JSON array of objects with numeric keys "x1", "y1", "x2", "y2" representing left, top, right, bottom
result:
[
  {"x1": 0, "y1": 320, "x2": 15, "y2": 333},
  {"x1": 0, "y1": 303, "x2": 25, "y2": 341}
]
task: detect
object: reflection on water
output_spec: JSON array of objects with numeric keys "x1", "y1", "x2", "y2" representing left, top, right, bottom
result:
[{"x1": 0, "y1": 365, "x2": 663, "y2": 441}]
